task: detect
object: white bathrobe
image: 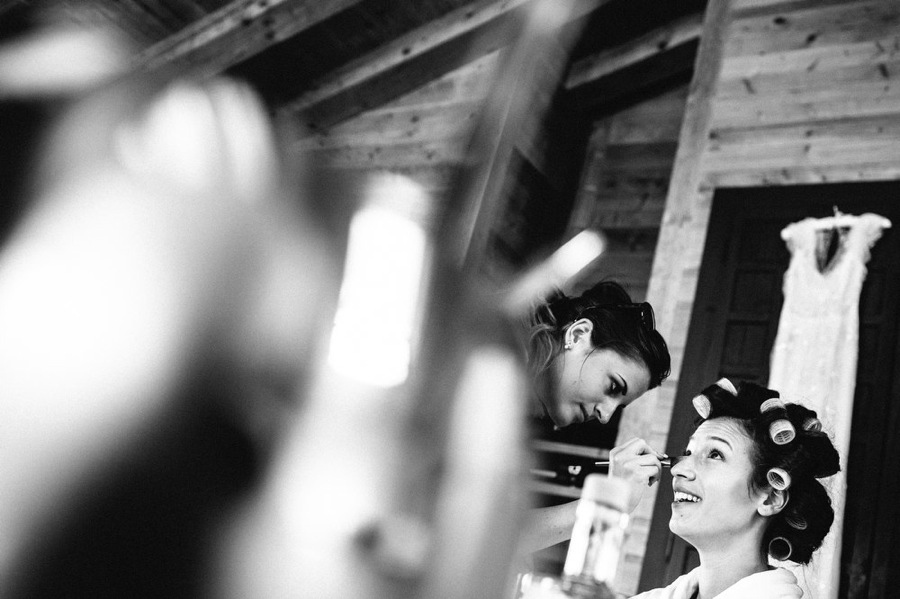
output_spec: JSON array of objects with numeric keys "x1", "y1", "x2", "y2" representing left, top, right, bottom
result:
[{"x1": 630, "y1": 567, "x2": 801, "y2": 599}]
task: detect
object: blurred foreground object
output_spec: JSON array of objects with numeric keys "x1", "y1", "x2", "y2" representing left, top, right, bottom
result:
[
  {"x1": 516, "y1": 475, "x2": 629, "y2": 599},
  {"x1": 0, "y1": 9, "x2": 336, "y2": 596}
]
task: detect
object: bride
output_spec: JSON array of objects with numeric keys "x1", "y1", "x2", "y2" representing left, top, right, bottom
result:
[{"x1": 611, "y1": 378, "x2": 840, "y2": 599}]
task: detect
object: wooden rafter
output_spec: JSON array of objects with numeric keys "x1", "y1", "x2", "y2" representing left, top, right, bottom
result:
[
  {"x1": 282, "y1": 0, "x2": 533, "y2": 115},
  {"x1": 565, "y1": 11, "x2": 703, "y2": 90},
  {"x1": 282, "y1": 0, "x2": 609, "y2": 133},
  {"x1": 132, "y1": 0, "x2": 363, "y2": 76}
]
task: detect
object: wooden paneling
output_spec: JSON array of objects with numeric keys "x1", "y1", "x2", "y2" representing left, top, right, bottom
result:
[
  {"x1": 565, "y1": 85, "x2": 688, "y2": 312},
  {"x1": 726, "y1": 1, "x2": 900, "y2": 56},
  {"x1": 297, "y1": 51, "x2": 498, "y2": 199}
]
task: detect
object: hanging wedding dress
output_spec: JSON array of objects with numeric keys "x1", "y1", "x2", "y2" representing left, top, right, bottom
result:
[{"x1": 768, "y1": 212, "x2": 890, "y2": 599}]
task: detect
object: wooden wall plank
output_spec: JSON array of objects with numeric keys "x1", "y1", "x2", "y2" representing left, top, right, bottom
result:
[
  {"x1": 705, "y1": 137, "x2": 900, "y2": 172},
  {"x1": 716, "y1": 57, "x2": 900, "y2": 100},
  {"x1": 710, "y1": 114, "x2": 900, "y2": 145},
  {"x1": 731, "y1": 0, "x2": 884, "y2": 18},
  {"x1": 726, "y1": 1, "x2": 900, "y2": 57},
  {"x1": 711, "y1": 84, "x2": 900, "y2": 128},
  {"x1": 707, "y1": 164, "x2": 900, "y2": 187},
  {"x1": 720, "y1": 34, "x2": 900, "y2": 78}
]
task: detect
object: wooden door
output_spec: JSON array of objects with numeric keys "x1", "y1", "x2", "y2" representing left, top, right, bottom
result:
[{"x1": 639, "y1": 181, "x2": 900, "y2": 599}]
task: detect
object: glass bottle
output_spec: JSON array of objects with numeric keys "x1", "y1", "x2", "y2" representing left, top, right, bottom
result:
[{"x1": 517, "y1": 474, "x2": 631, "y2": 599}]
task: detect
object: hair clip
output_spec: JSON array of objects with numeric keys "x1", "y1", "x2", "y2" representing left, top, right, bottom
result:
[
  {"x1": 768, "y1": 536, "x2": 793, "y2": 561},
  {"x1": 802, "y1": 416, "x2": 822, "y2": 433},
  {"x1": 785, "y1": 512, "x2": 807, "y2": 530},
  {"x1": 767, "y1": 467, "x2": 791, "y2": 491}
]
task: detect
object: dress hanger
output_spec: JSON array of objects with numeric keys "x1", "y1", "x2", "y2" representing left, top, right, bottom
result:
[{"x1": 812, "y1": 206, "x2": 892, "y2": 230}]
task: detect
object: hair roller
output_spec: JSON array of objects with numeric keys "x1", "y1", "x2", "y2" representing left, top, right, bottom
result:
[
  {"x1": 715, "y1": 377, "x2": 738, "y2": 396},
  {"x1": 692, "y1": 393, "x2": 712, "y2": 419},
  {"x1": 768, "y1": 536, "x2": 793, "y2": 561},
  {"x1": 802, "y1": 416, "x2": 823, "y2": 433},
  {"x1": 785, "y1": 512, "x2": 808, "y2": 530},
  {"x1": 760, "y1": 397, "x2": 786, "y2": 413},
  {"x1": 767, "y1": 467, "x2": 792, "y2": 491},
  {"x1": 769, "y1": 418, "x2": 796, "y2": 445}
]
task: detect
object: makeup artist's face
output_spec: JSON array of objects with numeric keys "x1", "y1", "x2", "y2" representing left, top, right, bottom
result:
[
  {"x1": 546, "y1": 344, "x2": 651, "y2": 427},
  {"x1": 669, "y1": 418, "x2": 767, "y2": 545}
]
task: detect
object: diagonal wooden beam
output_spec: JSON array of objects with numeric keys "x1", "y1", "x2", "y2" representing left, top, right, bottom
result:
[
  {"x1": 565, "y1": 11, "x2": 703, "y2": 90},
  {"x1": 281, "y1": 0, "x2": 609, "y2": 133},
  {"x1": 131, "y1": 0, "x2": 363, "y2": 76}
]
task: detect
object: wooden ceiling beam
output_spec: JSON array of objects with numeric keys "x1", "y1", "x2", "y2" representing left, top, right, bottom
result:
[
  {"x1": 560, "y1": 11, "x2": 703, "y2": 116},
  {"x1": 132, "y1": 0, "x2": 363, "y2": 76},
  {"x1": 282, "y1": 0, "x2": 608, "y2": 134},
  {"x1": 565, "y1": 11, "x2": 703, "y2": 90}
]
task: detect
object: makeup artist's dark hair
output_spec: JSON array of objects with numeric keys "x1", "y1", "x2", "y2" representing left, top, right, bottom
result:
[
  {"x1": 526, "y1": 280, "x2": 670, "y2": 389},
  {"x1": 692, "y1": 380, "x2": 841, "y2": 564}
]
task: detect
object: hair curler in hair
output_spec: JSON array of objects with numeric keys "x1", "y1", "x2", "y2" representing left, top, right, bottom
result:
[
  {"x1": 716, "y1": 377, "x2": 737, "y2": 395},
  {"x1": 769, "y1": 419, "x2": 796, "y2": 445},
  {"x1": 692, "y1": 378, "x2": 737, "y2": 419},
  {"x1": 760, "y1": 398, "x2": 796, "y2": 444},
  {"x1": 768, "y1": 536, "x2": 793, "y2": 561},
  {"x1": 692, "y1": 394, "x2": 712, "y2": 419},
  {"x1": 802, "y1": 416, "x2": 823, "y2": 433},
  {"x1": 767, "y1": 467, "x2": 792, "y2": 491},
  {"x1": 760, "y1": 397, "x2": 785, "y2": 413}
]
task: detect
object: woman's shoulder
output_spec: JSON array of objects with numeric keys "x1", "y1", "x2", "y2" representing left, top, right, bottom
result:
[
  {"x1": 715, "y1": 567, "x2": 801, "y2": 598},
  {"x1": 628, "y1": 568, "x2": 699, "y2": 599},
  {"x1": 628, "y1": 567, "x2": 800, "y2": 599}
]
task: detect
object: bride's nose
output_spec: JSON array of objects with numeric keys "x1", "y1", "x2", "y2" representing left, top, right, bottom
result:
[{"x1": 670, "y1": 455, "x2": 694, "y2": 479}]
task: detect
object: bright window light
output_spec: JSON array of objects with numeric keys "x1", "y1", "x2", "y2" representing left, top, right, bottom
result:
[{"x1": 327, "y1": 175, "x2": 429, "y2": 387}]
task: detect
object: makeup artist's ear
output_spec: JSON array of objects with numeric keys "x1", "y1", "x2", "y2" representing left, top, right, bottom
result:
[
  {"x1": 757, "y1": 488, "x2": 789, "y2": 517},
  {"x1": 564, "y1": 318, "x2": 593, "y2": 349}
]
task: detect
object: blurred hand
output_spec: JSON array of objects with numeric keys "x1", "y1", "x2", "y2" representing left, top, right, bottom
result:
[{"x1": 608, "y1": 437, "x2": 665, "y2": 513}]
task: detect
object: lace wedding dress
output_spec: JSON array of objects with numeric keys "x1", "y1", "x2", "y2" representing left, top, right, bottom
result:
[{"x1": 768, "y1": 212, "x2": 890, "y2": 599}]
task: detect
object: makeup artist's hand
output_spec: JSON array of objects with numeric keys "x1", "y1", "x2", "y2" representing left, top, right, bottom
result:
[{"x1": 608, "y1": 437, "x2": 666, "y2": 512}]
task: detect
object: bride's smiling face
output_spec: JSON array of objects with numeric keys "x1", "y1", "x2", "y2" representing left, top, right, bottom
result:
[{"x1": 668, "y1": 418, "x2": 768, "y2": 544}]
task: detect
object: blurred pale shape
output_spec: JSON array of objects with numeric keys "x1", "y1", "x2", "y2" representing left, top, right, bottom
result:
[
  {"x1": 114, "y1": 80, "x2": 278, "y2": 204},
  {"x1": 550, "y1": 229, "x2": 605, "y2": 276},
  {"x1": 505, "y1": 229, "x2": 606, "y2": 315},
  {"x1": 327, "y1": 175, "x2": 429, "y2": 387},
  {"x1": 0, "y1": 26, "x2": 128, "y2": 96}
]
